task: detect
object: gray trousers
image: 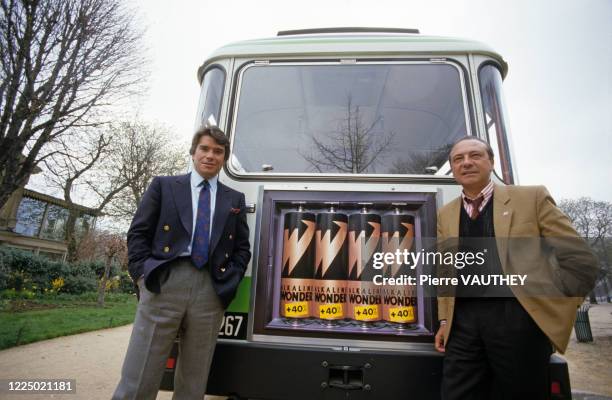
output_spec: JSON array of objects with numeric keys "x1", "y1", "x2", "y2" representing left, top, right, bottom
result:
[{"x1": 113, "y1": 259, "x2": 225, "y2": 400}]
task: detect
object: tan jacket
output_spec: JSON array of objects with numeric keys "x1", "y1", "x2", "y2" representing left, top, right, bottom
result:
[{"x1": 437, "y1": 184, "x2": 598, "y2": 353}]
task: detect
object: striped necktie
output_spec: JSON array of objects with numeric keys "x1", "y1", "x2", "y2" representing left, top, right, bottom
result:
[
  {"x1": 191, "y1": 180, "x2": 210, "y2": 269},
  {"x1": 466, "y1": 196, "x2": 485, "y2": 220}
]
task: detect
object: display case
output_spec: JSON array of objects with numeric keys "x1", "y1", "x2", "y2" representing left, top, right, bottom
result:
[{"x1": 251, "y1": 189, "x2": 438, "y2": 344}]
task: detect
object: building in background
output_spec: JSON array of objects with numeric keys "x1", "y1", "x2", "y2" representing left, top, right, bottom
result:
[{"x1": 0, "y1": 178, "x2": 98, "y2": 261}]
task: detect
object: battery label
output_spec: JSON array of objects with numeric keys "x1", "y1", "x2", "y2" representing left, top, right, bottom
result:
[
  {"x1": 319, "y1": 303, "x2": 344, "y2": 319},
  {"x1": 388, "y1": 306, "x2": 415, "y2": 323},
  {"x1": 284, "y1": 301, "x2": 309, "y2": 317},
  {"x1": 354, "y1": 305, "x2": 379, "y2": 320}
]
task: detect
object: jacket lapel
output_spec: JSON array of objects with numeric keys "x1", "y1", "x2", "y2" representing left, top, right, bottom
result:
[
  {"x1": 172, "y1": 174, "x2": 193, "y2": 236},
  {"x1": 210, "y1": 181, "x2": 231, "y2": 254},
  {"x1": 493, "y1": 184, "x2": 512, "y2": 273}
]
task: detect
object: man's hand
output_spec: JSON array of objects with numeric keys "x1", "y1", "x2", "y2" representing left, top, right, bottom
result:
[{"x1": 435, "y1": 324, "x2": 447, "y2": 353}]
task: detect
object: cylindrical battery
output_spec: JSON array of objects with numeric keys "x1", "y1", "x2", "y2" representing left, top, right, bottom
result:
[
  {"x1": 280, "y1": 210, "x2": 316, "y2": 320},
  {"x1": 346, "y1": 210, "x2": 382, "y2": 323},
  {"x1": 381, "y1": 213, "x2": 417, "y2": 325},
  {"x1": 312, "y1": 211, "x2": 348, "y2": 320}
]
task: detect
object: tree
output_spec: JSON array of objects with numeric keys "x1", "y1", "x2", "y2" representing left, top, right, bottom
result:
[
  {"x1": 95, "y1": 231, "x2": 127, "y2": 307},
  {"x1": 41, "y1": 127, "x2": 121, "y2": 260},
  {"x1": 301, "y1": 95, "x2": 395, "y2": 173},
  {"x1": 559, "y1": 197, "x2": 612, "y2": 303},
  {"x1": 102, "y1": 121, "x2": 188, "y2": 220},
  {"x1": 41, "y1": 121, "x2": 187, "y2": 260},
  {"x1": 0, "y1": 0, "x2": 146, "y2": 211}
]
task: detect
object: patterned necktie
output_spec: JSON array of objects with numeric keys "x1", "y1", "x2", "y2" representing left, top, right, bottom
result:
[
  {"x1": 466, "y1": 196, "x2": 484, "y2": 220},
  {"x1": 191, "y1": 180, "x2": 210, "y2": 269}
]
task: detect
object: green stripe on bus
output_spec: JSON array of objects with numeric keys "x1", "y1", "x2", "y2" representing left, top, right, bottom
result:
[{"x1": 226, "y1": 277, "x2": 252, "y2": 313}]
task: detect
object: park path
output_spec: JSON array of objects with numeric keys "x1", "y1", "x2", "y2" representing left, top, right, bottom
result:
[
  {"x1": 0, "y1": 304, "x2": 611, "y2": 399},
  {"x1": 565, "y1": 302, "x2": 612, "y2": 398},
  {"x1": 0, "y1": 324, "x2": 214, "y2": 400}
]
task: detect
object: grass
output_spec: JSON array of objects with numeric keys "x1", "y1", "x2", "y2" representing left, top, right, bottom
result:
[{"x1": 0, "y1": 292, "x2": 137, "y2": 350}]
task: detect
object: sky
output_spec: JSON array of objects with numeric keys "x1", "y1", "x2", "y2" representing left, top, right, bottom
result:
[{"x1": 124, "y1": 0, "x2": 611, "y2": 202}]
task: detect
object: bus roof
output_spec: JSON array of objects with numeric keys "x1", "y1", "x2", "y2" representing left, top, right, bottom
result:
[{"x1": 198, "y1": 31, "x2": 508, "y2": 81}]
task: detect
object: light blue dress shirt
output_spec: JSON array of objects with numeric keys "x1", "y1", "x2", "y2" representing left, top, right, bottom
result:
[{"x1": 181, "y1": 171, "x2": 217, "y2": 256}]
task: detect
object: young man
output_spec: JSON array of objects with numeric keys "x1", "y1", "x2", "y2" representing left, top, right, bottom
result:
[
  {"x1": 434, "y1": 136, "x2": 597, "y2": 400},
  {"x1": 113, "y1": 126, "x2": 251, "y2": 400}
]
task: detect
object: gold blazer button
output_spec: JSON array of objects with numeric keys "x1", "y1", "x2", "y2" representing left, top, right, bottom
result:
[
  {"x1": 163, "y1": 225, "x2": 170, "y2": 231},
  {"x1": 163, "y1": 246, "x2": 170, "y2": 253}
]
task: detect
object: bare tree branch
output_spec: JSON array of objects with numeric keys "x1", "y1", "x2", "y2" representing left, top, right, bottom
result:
[
  {"x1": 0, "y1": 0, "x2": 147, "y2": 210},
  {"x1": 301, "y1": 95, "x2": 395, "y2": 174},
  {"x1": 101, "y1": 121, "x2": 188, "y2": 220},
  {"x1": 559, "y1": 197, "x2": 612, "y2": 303}
]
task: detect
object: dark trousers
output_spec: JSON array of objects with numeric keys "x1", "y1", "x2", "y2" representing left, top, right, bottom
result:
[{"x1": 442, "y1": 298, "x2": 552, "y2": 400}]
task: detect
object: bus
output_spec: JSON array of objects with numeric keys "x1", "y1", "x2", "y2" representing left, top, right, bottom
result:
[{"x1": 160, "y1": 27, "x2": 571, "y2": 400}]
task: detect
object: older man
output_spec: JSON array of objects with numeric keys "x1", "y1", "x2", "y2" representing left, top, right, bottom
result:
[
  {"x1": 434, "y1": 136, "x2": 597, "y2": 400},
  {"x1": 113, "y1": 126, "x2": 251, "y2": 400}
]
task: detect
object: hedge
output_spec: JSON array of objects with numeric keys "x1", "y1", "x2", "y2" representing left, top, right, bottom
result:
[{"x1": 0, "y1": 247, "x2": 132, "y2": 295}]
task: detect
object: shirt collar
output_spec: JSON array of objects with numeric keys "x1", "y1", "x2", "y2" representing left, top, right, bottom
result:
[
  {"x1": 190, "y1": 171, "x2": 218, "y2": 191},
  {"x1": 461, "y1": 180, "x2": 494, "y2": 201}
]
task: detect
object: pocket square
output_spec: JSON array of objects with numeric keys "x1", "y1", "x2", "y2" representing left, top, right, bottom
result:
[{"x1": 230, "y1": 207, "x2": 241, "y2": 214}]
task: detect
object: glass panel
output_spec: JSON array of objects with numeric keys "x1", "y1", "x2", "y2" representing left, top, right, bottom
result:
[
  {"x1": 479, "y1": 64, "x2": 514, "y2": 183},
  {"x1": 232, "y1": 63, "x2": 468, "y2": 175},
  {"x1": 14, "y1": 197, "x2": 46, "y2": 237},
  {"x1": 75, "y1": 213, "x2": 94, "y2": 239},
  {"x1": 195, "y1": 67, "x2": 225, "y2": 128},
  {"x1": 40, "y1": 204, "x2": 69, "y2": 241}
]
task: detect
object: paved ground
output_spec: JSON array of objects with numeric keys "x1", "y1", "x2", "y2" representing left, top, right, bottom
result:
[
  {"x1": 0, "y1": 324, "x2": 224, "y2": 400},
  {"x1": 563, "y1": 302, "x2": 612, "y2": 398},
  {"x1": 0, "y1": 303, "x2": 610, "y2": 399}
]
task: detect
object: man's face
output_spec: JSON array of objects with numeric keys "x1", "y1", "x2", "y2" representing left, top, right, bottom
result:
[
  {"x1": 192, "y1": 135, "x2": 225, "y2": 179},
  {"x1": 449, "y1": 139, "x2": 494, "y2": 192}
]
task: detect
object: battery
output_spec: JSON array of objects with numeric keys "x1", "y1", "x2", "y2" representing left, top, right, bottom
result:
[
  {"x1": 312, "y1": 209, "x2": 348, "y2": 321},
  {"x1": 347, "y1": 208, "x2": 382, "y2": 323},
  {"x1": 280, "y1": 209, "x2": 316, "y2": 320},
  {"x1": 381, "y1": 212, "x2": 417, "y2": 326}
]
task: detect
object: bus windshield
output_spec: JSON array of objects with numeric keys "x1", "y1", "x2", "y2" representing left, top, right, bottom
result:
[{"x1": 231, "y1": 62, "x2": 470, "y2": 176}]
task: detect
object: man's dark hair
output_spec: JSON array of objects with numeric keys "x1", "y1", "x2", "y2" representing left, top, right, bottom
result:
[
  {"x1": 190, "y1": 126, "x2": 230, "y2": 161},
  {"x1": 448, "y1": 136, "x2": 495, "y2": 163}
]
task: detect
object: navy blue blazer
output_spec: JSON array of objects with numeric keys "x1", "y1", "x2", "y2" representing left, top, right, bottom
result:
[{"x1": 126, "y1": 173, "x2": 251, "y2": 308}]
